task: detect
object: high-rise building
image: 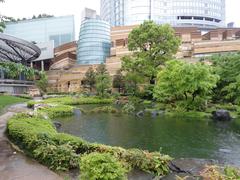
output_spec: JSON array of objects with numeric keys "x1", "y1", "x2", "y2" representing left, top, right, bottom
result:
[
  {"x1": 77, "y1": 9, "x2": 111, "y2": 65},
  {"x1": 101, "y1": 0, "x2": 226, "y2": 29},
  {"x1": 4, "y1": 15, "x2": 75, "y2": 47}
]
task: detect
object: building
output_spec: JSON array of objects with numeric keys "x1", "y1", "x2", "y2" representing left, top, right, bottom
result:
[
  {"x1": 77, "y1": 9, "x2": 111, "y2": 65},
  {"x1": 4, "y1": 15, "x2": 75, "y2": 47},
  {"x1": 50, "y1": 41, "x2": 77, "y2": 70},
  {"x1": 100, "y1": 0, "x2": 225, "y2": 29},
  {"x1": 0, "y1": 33, "x2": 41, "y2": 94},
  {"x1": 31, "y1": 41, "x2": 54, "y2": 71},
  {"x1": 47, "y1": 26, "x2": 240, "y2": 93}
]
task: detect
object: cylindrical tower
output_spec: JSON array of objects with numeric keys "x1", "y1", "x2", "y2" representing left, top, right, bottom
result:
[
  {"x1": 101, "y1": 0, "x2": 226, "y2": 29},
  {"x1": 77, "y1": 19, "x2": 111, "y2": 65}
]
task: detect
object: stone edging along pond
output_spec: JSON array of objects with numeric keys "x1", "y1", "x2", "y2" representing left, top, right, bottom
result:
[{"x1": 6, "y1": 97, "x2": 172, "y2": 177}]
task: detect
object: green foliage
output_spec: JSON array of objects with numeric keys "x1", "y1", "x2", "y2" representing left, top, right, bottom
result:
[
  {"x1": 95, "y1": 64, "x2": 112, "y2": 98},
  {"x1": 82, "y1": 67, "x2": 96, "y2": 92},
  {"x1": 224, "y1": 166, "x2": 240, "y2": 179},
  {"x1": 0, "y1": 0, "x2": 5, "y2": 32},
  {"x1": 27, "y1": 100, "x2": 36, "y2": 108},
  {"x1": 210, "y1": 53, "x2": 240, "y2": 104},
  {"x1": 33, "y1": 139, "x2": 79, "y2": 171},
  {"x1": 124, "y1": 70, "x2": 144, "y2": 96},
  {"x1": 38, "y1": 105, "x2": 74, "y2": 119},
  {"x1": 7, "y1": 113, "x2": 57, "y2": 150},
  {"x1": 200, "y1": 165, "x2": 240, "y2": 180},
  {"x1": 121, "y1": 149, "x2": 171, "y2": 176},
  {"x1": 113, "y1": 70, "x2": 125, "y2": 93},
  {"x1": 0, "y1": 95, "x2": 28, "y2": 112},
  {"x1": 0, "y1": 61, "x2": 35, "y2": 80},
  {"x1": 153, "y1": 60, "x2": 219, "y2": 111},
  {"x1": 122, "y1": 21, "x2": 181, "y2": 83},
  {"x1": 122, "y1": 102, "x2": 136, "y2": 114},
  {"x1": 35, "y1": 71, "x2": 48, "y2": 94},
  {"x1": 7, "y1": 112, "x2": 171, "y2": 175},
  {"x1": 80, "y1": 152, "x2": 127, "y2": 180},
  {"x1": 89, "y1": 106, "x2": 119, "y2": 114}
]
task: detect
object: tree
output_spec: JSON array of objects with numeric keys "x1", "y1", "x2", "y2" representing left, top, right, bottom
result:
[
  {"x1": 95, "y1": 64, "x2": 111, "y2": 97},
  {"x1": 122, "y1": 21, "x2": 181, "y2": 84},
  {"x1": 82, "y1": 67, "x2": 96, "y2": 92},
  {"x1": 124, "y1": 72, "x2": 144, "y2": 96},
  {"x1": 36, "y1": 71, "x2": 48, "y2": 94},
  {"x1": 153, "y1": 60, "x2": 219, "y2": 111},
  {"x1": 113, "y1": 70, "x2": 124, "y2": 93},
  {"x1": 0, "y1": 0, "x2": 5, "y2": 32},
  {"x1": 210, "y1": 53, "x2": 240, "y2": 104}
]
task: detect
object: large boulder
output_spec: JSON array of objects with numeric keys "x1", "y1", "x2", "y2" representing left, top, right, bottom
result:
[
  {"x1": 212, "y1": 110, "x2": 232, "y2": 121},
  {"x1": 136, "y1": 111, "x2": 144, "y2": 118},
  {"x1": 53, "y1": 121, "x2": 62, "y2": 129}
]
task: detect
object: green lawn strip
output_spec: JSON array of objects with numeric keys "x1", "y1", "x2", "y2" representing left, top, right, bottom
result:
[
  {"x1": 7, "y1": 113, "x2": 172, "y2": 176},
  {"x1": 42, "y1": 96, "x2": 114, "y2": 106},
  {"x1": 0, "y1": 95, "x2": 28, "y2": 113}
]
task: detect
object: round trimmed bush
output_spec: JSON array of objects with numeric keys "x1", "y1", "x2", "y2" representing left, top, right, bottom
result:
[{"x1": 80, "y1": 152, "x2": 127, "y2": 180}]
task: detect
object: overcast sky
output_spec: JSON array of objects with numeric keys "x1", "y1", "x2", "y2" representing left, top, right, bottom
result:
[{"x1": 1, "y1": 0, "x2": 239, "y2": 37}]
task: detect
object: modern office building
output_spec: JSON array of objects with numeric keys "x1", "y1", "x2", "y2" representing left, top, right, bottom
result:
[
  {"x1": 100, "y1": 0, "x2": 226, "y2": 29},
  {"x1": 4, "y1": 15, "x2": 75, "y2": 47},
  {"x1": 77, "y1": 9, "x2": 111, "y2": 65}
]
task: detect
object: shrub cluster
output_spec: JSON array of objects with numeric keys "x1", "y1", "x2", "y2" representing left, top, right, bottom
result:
[
  {"x1": 200, "y1": 165, "x2": 240, "y2": 179},
  {"x1": 37, "y1": 105, "x2": 74, "y2": 119},
  {"x1": 80, "y1": 152, "x2": 127, "y2": 180},
  {"x1": 27, "y1": 100, "x2": 36, "y2": 108},
  {"x1": 7, "y1": 113, "x2": 171, "y2": 176}
]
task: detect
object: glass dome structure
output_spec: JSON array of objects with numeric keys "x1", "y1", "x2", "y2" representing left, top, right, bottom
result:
[
  {"x1": 0, "y1": 33, "x2": 41, "y2": 64},
  {"x1": 77, "y1": 19, "x2": 111, "y2": 65}
]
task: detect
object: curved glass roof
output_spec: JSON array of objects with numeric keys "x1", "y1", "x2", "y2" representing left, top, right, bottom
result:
[{"x1": 0, "y1": 33, "x2": 41, "y2": 64}]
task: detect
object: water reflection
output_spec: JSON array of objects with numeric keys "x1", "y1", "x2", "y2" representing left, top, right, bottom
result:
[{"x1": 57, "y1": 106, "x2": 240, "y2": 166}]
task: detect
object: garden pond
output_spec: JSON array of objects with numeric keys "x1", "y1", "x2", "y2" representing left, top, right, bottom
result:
[{"x1": 57, "y1": 105, "x2": 240, "y2": 167}]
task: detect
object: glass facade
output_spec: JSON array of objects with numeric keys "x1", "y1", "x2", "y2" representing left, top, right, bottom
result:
[
  {"x1": 4, "y1": 15, "x2": 75, "y2": 47},
  {"x1": 77, "y1": 19, "x2": 111, "y2": 65},
  {"x1": 101, "y1": 0, "x2": 225, "y2": 28}
]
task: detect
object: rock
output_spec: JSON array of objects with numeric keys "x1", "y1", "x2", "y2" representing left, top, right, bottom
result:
[
  {"x1": 212, "y1": 110, "x2": 232, "y2": 121},
  {"x1": 53, "y1": 121, "x2": 62, "y2": 129},
  {"x1": 74, "y1": 109, "x2": 82, "y2": 117},
  {"x1": 162, "y1": 158, "x2": 219, "y2": 180},
  {"x1": 34, "y1": 104, "x2": 50, "y2": 111},
  {"x1": 136, "y1": 111, "x2": 144, "y2": 117},
  {"x1": 151, "y1": 110, "x2": 165, "y2": 117},
  {"x1": 151, "y1": 111, "x2": 158, "y2": 117}
]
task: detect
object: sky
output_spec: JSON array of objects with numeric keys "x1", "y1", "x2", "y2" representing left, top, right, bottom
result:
[{"x1": 1, "y1": 0, "x2": 240, "y2": 37}]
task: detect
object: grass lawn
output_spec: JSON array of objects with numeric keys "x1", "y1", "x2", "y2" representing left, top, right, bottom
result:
[{"x1": 0, "y1": 95, "x2": 28, "y2": 113}]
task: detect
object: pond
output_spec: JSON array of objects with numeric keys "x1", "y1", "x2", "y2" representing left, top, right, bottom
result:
[{"x1": 57, "y1": 105, "x2": 240, "y2": 167}]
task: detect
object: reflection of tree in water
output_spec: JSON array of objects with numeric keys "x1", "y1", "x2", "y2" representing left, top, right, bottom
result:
[{"x1": 57, "y1": 106, "x2": 240, "y2": 166}]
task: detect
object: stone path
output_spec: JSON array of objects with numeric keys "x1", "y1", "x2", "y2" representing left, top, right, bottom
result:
[{"x1": 0, "y1": 103, "x2": 62, "y2": 180}]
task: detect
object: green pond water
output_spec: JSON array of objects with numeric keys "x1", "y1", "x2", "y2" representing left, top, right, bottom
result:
[{"x1": 57, "y1": 105, "x2": 240, "y2": 166}]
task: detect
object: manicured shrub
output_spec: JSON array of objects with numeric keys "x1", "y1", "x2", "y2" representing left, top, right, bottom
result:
[
  {"x1": 7, "y1": 113, "x2": 57, "y2": 152},
  {"x1": 34, "y1": 139, "x2": 79, "y2": 171},
  {"x1": 27, "y1": 100, "x2": 36, "y2": 108},
  {"x1": 80, "y1": 152, "x2": 127, "y2": 180},
  {"x1": 38, "y1": 105, "x2": 74, "y2": 119}
]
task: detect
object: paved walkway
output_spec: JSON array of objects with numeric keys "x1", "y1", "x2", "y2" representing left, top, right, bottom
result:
[{"x1": 0, "y1": 104, "x2": 62, "y2": 180}]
